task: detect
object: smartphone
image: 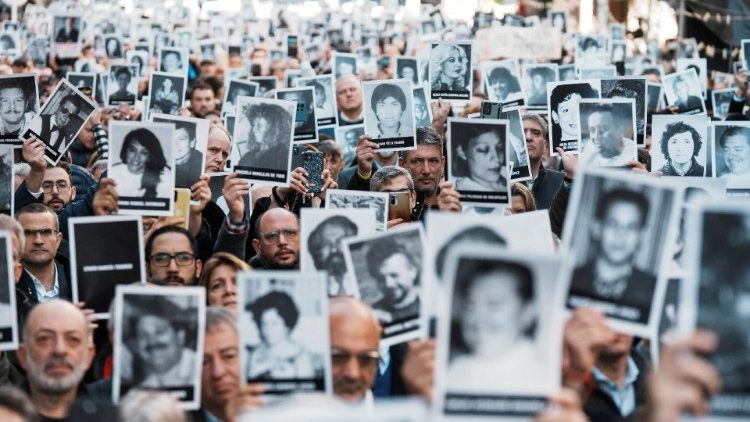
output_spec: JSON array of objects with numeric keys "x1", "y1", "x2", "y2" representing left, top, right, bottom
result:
[
  {"x1": 378, "y1": 56, "x2": 390, "y2": 70},
  {"x1": 388, "y1": 191, "x2": 412, "y2": 222},
  {"x1": 302, "y1": 151, "x2": 324, "y2": 193},
  {"x1": 173, "y1": 188, "x2": 191, "y2": 229},
  {"x1": 287, "y1": 35, "x2": 298, "y2": 58},
  {"x1": 480, "y1": 101, "x2": 502, "y2": 119},
  {"x1": 250, "y1": 63, "x2": 261, "y2": 77}
]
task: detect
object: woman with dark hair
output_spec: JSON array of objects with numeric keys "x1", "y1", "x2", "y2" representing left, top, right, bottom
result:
[
  {"x1": 487, "y1": 66, "x2": 521, "y2": 102},
  {"x1": 110, "y1": 128, "x2": 172, "y2": 198},
  {"x1": 549, "y1": 82, "x2": 598, "y2": 146},
  {"x1": 658, "y1": 121, "x2": 705, "y2": 176},
  {"x1": 453, "y1": 124, "x2": 507, "y2": 192},
  {"x1": 245, "y1": 290, "x2": 324, "y2": 380},
  {"x1": 237, "y1": 103, "x2": 292, "y2": 170},
  {"x1": 370, "y1": 83, "x2": 411, "y2": 138}
]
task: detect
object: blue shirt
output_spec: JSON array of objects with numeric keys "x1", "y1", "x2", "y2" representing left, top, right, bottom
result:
[
  {"x1": 26, "y1": 267, "x2": 59, "y2": 302},
  {"x1": 592, "y1": 357, "x2": 639, "y2": 417}
]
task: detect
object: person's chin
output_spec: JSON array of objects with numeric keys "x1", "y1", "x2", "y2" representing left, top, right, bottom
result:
[{"x1": 223, "y1": 300, "x2": 237, "y2": 310}]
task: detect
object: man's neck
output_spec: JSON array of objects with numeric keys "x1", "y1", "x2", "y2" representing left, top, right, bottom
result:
[
  {"x1": 594, "y1": 258, "x2": 632, "y2": 283},
  {"x1": 596, "y1": 353, "x2": 631, "y2": 388},
  {"x1": 341, "y1": 107, "x2": 362, "y2": 122},
  {"x1": 25, "y1": 262, "x2": 56, "y2": 291},
  {"x1": 30, "y1": 385, "x2": 78, "y2": 419},
  {"x1": 671, "y1": 159, "x2": 693, "y2": 174},
  {"x1": 530, "y1": 158, "x2": 542, "y2": 179}
]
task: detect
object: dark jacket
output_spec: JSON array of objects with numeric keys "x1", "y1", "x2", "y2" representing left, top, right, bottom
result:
[
  {"x1": 17, "y1": 261, "x2": 73, "y2": 309},
  {"x1": 529, "y1": 167, "x2": 564, "y2": 210},
  {"x1": 549, "y1": 183, "x2": 570, "y2": 239},
  {"x1": 584, "y1": 347, "x2": 651, "y2": 422},
  {"x1": 659, "y1": 158, "x2": 705, "y2": 177}
]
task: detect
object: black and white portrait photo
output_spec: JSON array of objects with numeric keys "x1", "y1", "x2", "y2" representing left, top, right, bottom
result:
[
  {"x1": 342, "y1": 224, "x2": 426, "y2": 346},
  {"x1": 0, "y1": 146, "x2": 11, "y2": 215},
  {"x1": 356, "y1": 46, "x2": 377, "y2": 74},
  {"x1": 301, "y1": 208, "x2": 376, "y2": 296},
  {"x1": 107, "y1": 121, "x2": 175, "y2": 215},
  {"x1": 563, "y1": 170, "x2": 678, "y2": 336},
  {"x1": 429, "y1": 42, "x2": 472, "y2": 101},
  {"x1": 159, "y1": 47, "x2": 189, "y2": 77},
  {"x1": 683, "y1": 203, "x2": 750, "y2": 418},
  {"x1": 52, "y1": 15, "x2": 82, "y2": 58},
  {"x1": 713, "y1": 122, "x2": 750, "y2": 195},
  {"x1": 676, "y1": 58, "x2": 708, "y2": 95},
  {"x1": 231, "y1": 96, "x2": 294, "y2": 185},
  {"x1": 296, "y1": 75, "x2": 337, "y2": 127},
  {"x1": 249, "y1": 76, "x2": 278, "y2": 97},
  {"x1": 222, "y1": 79, "x2": 259, "y2": 116},
  {"x1": 237, "y1": 271, "x2": 331, "y2": 394},
  {"x1": 611, "y1": 41, "x2": 626, "y2": 63},
  {"x1": 175, "y1": 28, "x2": 192, "y2": 50},
  {"x1": 107, "y1": 65, "x2": 138, "y2": 106},
  {"x1": 147, "y1": 72, "x2": 186, "y2": 117},
  {"x1": 447, "y1": 117, "x2": 510, "y2": 207},
  {"x1": 548, "y1": 10, "x2": 567, "y2": 34},
  {"x1": 646, "y1": 81, "x2": 662, "y2": 112},
  {"x1": 104, "y1": 35, "x2": 123, "y2": 60},
  {"x1": 67, "y1": 72, "x2": 96, "y2": 92},
  {"x1": 126, "y1": 50, "x2": 149, "y2": 78},
  {"x1": 363, "y1": 79, "x2": 416, "y2": 151},
  {"x1": 601, "y1": 77, "x2": 647, "y2": 146},
  {"x1": 575, "y1": 34, "x2": 608, "y2": 66},
  {"x1": 0, "y1": 32, "x2": 19, "y2": 59},
  {"x1": 285, "y1": 69, "x2": 301, "y2": 89},
  {"x1": 499, "y1": 107, "x2": 532, "y2": 181},
  {"x1": 650, "y1": 114, "x2": 707, "y2": 177},
  {"x1": 413, "y1": 87, "x2": 432, "y2": 128},
  {"x1": 435, "y1": 249, "x2": 563, "y2": 419},
  {"x1": 743, "y1": 39, "x2": 750, "y2": 72},
  {"x1": 200, "y1": 40, "x2": 217, "y2": 62},
  {"x1": 523, "y1": 64, "x2": 558, "y2": 109},
  {"x1": 334, "y1": 123, "x2": 364, "y2": 166},
  {"x1": 558, "y1": 64, "x2": 576, "y2": 82},
  {"x1": 113, "y1": 285, "x2": 205, "y2": 409},
  {"x1": 0, "y1": 234, "x2": 17, "y2": 351},
  {"x1": 712, "y1": 87, "x2": 734, "y2": 120},
  {"x1": 0, "y1": 73, "x2": 39, "y2": 145},
  {"x1": 547, "y1": 79, "x2": 601, "y2": 154},
  {"x1": 276, "y1": 87, "x2": 318, "y2": 143},
  {"x1": 481, "y1": 59, "x2": 523, "y2": 106},
  {"x1": 326, "y1": 190, "x2": 389, "y2": 232},
  {"x1": 579, "y1": 66, "x2": 616, "y2": 80},
  {"x1": 332, "y1": 52, "x2": 358, "y2": 81},
  {"x1": 95, "y1": 72, "x2": 108, "y2": 107},
  {"x1": 577, "y1": 99, "x2": 637, "y2": 168},
  {"x1": 151, "y1": 114, "x2": 209, "y2": 189},
  {"x1": 69, "y1": 216, "x2": 145, "y2": 316},
  {"x1": 24, "y1": 78, "x2": 96, "y2": 164},
  {"x1": 662, "y1": 69, "x2": 706, "y2": 115},
  {"x1": 396, "y1": 56, "x2": 419, "y2": 85}
]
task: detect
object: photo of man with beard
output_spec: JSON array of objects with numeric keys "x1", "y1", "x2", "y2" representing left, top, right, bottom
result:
[
  {"x1": 307, "y1": 215, "x2": 359, "y2": 296},
  {"x1": 366, "y1": 239, "x2": 420, "y2": 325}
]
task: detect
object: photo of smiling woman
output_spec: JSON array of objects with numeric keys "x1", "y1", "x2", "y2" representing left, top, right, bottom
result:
[
  {"x1": 429, "y1": 42, "x2": 472, "y2": 100},
  {"x1": 547, "y1": 80, "x2": 600, "y2": 154},
  {"x1": 363, "y1": 79, "x2": 416, "y2": 151},
  {"x1": 448, "y1": 118, "x2": 510, "y2": 207}
]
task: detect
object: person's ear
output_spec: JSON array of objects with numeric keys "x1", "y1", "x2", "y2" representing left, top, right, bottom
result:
[
  {"x1": 13, "y1": 262, "x2": 21, "y2": 283},
  {"x1": 194, "y1": 259, "x2": 202, "y2": 280},
  {"x1": 252, "y1": 239, "x2": 261, "y2": 256},
  {"x1": 54, "y1": 231, "x2": 62, "y2": 248},
  {"x1": 16, "y1": 344, "x2": 27, "y2": 370},
  {"x1": 70, "y1": 185, "x2": 77, "y2": 202}
]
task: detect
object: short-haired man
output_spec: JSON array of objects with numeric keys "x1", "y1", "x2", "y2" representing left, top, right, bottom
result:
[
  {"x1": 191, "y1": 80, "x2": 217, "y2": 118},
  {"x1": 672, "y1": 76, "x2": 702, "y2": 113},
  {"x1": 521, "y1": 113, "x2": 564, "y2": 209},
  {"x1": 370, "y1": 166, "x2": 418, "y2": 224},
  {"x1": 17, "y1": 300, "x2": 93, "y2": 420},
  {"x1": 145, "y1": 225, "x2": 202, "y2": 286},
  {"x1": 15, "y1": 139, "x2": 77, "y2": 214},
  {"x1": 366, "y1": 240, "x2": 420, "y2": 324},
  {"x1": 717, "y1": 125, "x2": 750, "y2": 186},
  {"x1": 16, "y1": 203, "x2": 71, "y2": 304},
  {"x1": 38, "y1": 94, "x2": 82, "y2": 151},
  {"x1": 0, "y1": 81, "x2": 32, "y2": 139},
  {"x1": 308, "y1": 215, "x2": 359, "y2": 296},
  {"x1": 569, "y1": 188, "x2": 656, "y2": 312},
  {"x1": 581, "y1": 105, "x2": 637, "y2": 167},
  {"x1": 205, "y1": 126, "x2": 231, "y2": 174},
  {"x1": 250, "y1": 208, "x2": 300, "y2": 270},
  {"x1": 336, "y1": 75, "x2": 363, "y2": 126},
  {"x1": 329, "y1": 296, "x2": 382, "y2": 405}
]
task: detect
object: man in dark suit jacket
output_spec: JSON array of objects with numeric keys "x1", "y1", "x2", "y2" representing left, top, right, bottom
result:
[
  {"x1": 672, "y1": 76, "x2": 703, "y2": 113},
  {"x1": 567, "y1": 187, "x2": 656, "y2": 325},
  {"x1": 55, "y1": 18, "x2": 79, "y2": 43},
  {"x1": 33, "y1": 94, "x2": 83, "y2": 152}
]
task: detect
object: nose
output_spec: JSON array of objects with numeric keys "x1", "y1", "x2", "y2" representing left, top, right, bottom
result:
[
  {"x1": 225, "y1": 281, "x2": 237, "y2": 297},
  {"x1": 53, "y1": 335, "x2": 68, "y2": 355},
  {"x1": 166, "y1": 257, "x2": 179, "y2": 272},
  {"x1": 341, "y1": 356, "x2": 363, "y2": 379},
  {"x1": 211, "y1": 358, "x2": 228, "y2": 379}
]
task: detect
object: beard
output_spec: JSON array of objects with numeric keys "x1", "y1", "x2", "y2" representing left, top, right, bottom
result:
[
  {"x1": 320, "y1": 252, "x2": 347, "y2": 276},
  {"x1": 26, "y1": 352, "x2": 89, "y2": 395}
]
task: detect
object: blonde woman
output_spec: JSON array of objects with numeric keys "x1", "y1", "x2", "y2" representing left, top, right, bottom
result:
[{"x1": 199, "y1": 252, "x2": 251, "y2": 312}]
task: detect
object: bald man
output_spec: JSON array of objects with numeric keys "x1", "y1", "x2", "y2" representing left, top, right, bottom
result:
[
  {"x1": 336, "y1": 75, "x2": 364, "y2": 126},
  {"x1": 329, "y1": 296, "x2": 382, "y2": 404},
  {"x1": 17, "y1": 300, "x2": 93, "y2": 420}
]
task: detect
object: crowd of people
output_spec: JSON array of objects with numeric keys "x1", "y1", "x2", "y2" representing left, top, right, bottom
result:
[{"x1": 0, "y1": 0, "x2": 745, "y2": 421}]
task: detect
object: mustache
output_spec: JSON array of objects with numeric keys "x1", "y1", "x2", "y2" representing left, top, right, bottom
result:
[
  {"x1": 144, "y1": 342, "x2": 170, "y2": 354},
  {"x1": 44, "y1": 356, "x2": 75, "y2": 372},
  {"x1": 163, "y1": 276, "x2": 187, "y2": 285},
  {"x1": 334, "y1": 378, "x2": 367, "y2": 393},
  {"x1": 275, "y1": 248, "x2": 296, "y2": 258},
  {"x1": 322, "y1": 252, "x2": 346, "y2": 275}
]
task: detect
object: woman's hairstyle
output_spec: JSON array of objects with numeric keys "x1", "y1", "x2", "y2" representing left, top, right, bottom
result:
[
  {"x1": 451, "y1": 123, "x2": 505, "y2": 177},
  {"x1": 243, "y1": 103, "x2": 293, "y2": 146},
  {"x1": 173, "y1": 120, "x2": 196, "y2": 142},
  {"x1": 120, "y1": 128, "x2": 168, "y2": 198},
  {"x1": 430, "y1": 43, "x2": 468, "y2": 90},
  {"x1": 434, "y1": 226, "x2": 507, "y2": 278},
  {"x1": 488, "y1": 67, "x2": 521, "y2": 93},
  {"x1": 659, "y1": 121, "x2": 702, "y2": 159},
  {"x1": 247, "y1": 290, "x2": 300, "y2": 332},
  {"x1": 511, "y1": 182, "x2": 537, "y2": 212},
  {"x1": 549, "y1": 83, "x2": 597, "y2": 140},
  {"x1": 199, "y1": 252, "x2": 250, "y2": 298},
  {"x1": 370, "y1": 83, "x2": 406, "y2": 112}
]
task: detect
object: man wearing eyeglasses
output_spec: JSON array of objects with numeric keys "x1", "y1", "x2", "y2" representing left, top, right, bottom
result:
[
  {"x1": 329, "y1": 296, "x2": 382, "y2": 406},
  {"x1": 145, "y1": 226, "x2": 202, "y2": 286},
  {"x1": 15, "y1": 140, "x2": 78, "y2": 214},
  {"x1": 15, "y1": 203, "x2": 71, "y2": 304},
  {"x1": 249, "y1": 208, "x2": 301, "y2": 270}
]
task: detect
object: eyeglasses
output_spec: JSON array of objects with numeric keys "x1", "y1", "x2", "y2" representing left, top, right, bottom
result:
[
  {"x1": 41, "y1": 181, "x2": 71, "y2": 193},
  {"x1": 58, "y1": 105, "x2": 76, "y2": 115},
  {"x1": 23, "y1": 228, "x2": 57, "y2": 238},
  {"x1": 148, "y1": 252, "x2": 196, "y2": 267},
  {"x1": 330, "y1": 349, "x2": 381, "y2": 372},
  {"x1": 259, "y1": 228, "x2": 299, "y2": 244}
]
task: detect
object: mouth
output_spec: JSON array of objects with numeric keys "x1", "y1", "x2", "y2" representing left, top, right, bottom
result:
[
  {"x1": 223, "y1": 300, "x2": 237, "y2": 308},
  {"x1": 276, "y1": 249, "x2": 295, "y2": 260},
  {"x1": 164, "y1": 276, "x2": 186, "y2": 286}
]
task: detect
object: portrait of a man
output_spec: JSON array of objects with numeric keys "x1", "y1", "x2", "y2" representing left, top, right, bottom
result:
[
  {"x1": 0, "y1": 77, "x2": 36, "y2": 140},
  {"x1": 715, "y1": 124, "x2": 750, "y2": 188},
  {"x1": 28, "y1": 93, "x2": 83, "y2": 151},
  {"x1": 54, "y1": 17, "x2": 79, "y2": 43},
  {"x1": 308, "y1": 215, "x2": 359, "y2": 296},
  {"x1": 579, "y1": 101, "x2": 637, "y2": 167},
  {"x1": 366, "y1": 239, "x2": 420, "y2": 324}
]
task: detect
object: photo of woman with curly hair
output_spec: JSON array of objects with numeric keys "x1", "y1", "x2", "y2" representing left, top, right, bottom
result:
[{"x1": 430, "y1": 42, "x2": 472, "y2": 100}]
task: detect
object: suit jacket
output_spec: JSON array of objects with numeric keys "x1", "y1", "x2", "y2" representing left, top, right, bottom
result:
[
  {"x1": 675, "y1": 95, "x2": 703, "y2": 112},
  {"x1": 17, "y1": 261, "x2": 73, "y2": 308},
  {"x1": 55, "y1": 28, "x2": 79, "y2": 43},
  {"x1": 584, "y1": 347, "x2": 651, "y2": 422},
  {"x1": 39, "y1": 113, "x2": 84, "y2": 151},
  {"x1": 529, "y1": 167, "x2": 564, "y2": 210}
]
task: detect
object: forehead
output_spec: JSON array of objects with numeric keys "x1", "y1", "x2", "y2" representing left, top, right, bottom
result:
[
  {"x1": 0, "y1": 87, "x2": 23, "y2": 97},
  {"x1": 259, "y1": 211, "x2": 298, "y2": 231},
  {"x1": 405, "y1": 144, "x2": 441, "y2": 160},
  {"x1": 151, "y1": 232, "x2": 192, "y2": 253},
  {"x1": 723, "y1": 134, "x2": 750, "y2": 147},
  {"x1": 603, "y1": 200, "x2": 643, "y2": 220},
  {"x1": 137, "y1": 314, "x2": 173, "y2": 330},
  {"x1": 27, "y1": 306, "x2": 87, "y2": 335},
  {"x1": 18, "y1": 211, "x2": 56, "y2": 228},
  {"x1": 44, "y1": 167, "x2": 70, "y2": 182},
  {"x1": 589, "y1": 111, "x2": 614, "y2": 122},
  {"x1": 208, "y1": 130, "x2": 231, "y2": 146},
  {"x1": 380, "y1": 175, "x2": 409, "y2": 190},
  {"x1": 522, "y1": 119, "x2": 544, "y2": 132}
]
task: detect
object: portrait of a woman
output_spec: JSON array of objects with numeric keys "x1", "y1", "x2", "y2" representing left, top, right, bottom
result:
[
  {"x1": 430, "y1": 43, "x2": 469, "y2": 94},
  {"x1": 452, "y1": 123, "x2": 507, "y2": 192},
  {"x1": 237, "y1": 103, "x2": 292, "y2": 171},
  {"x1": 245, "y1": 290, "x2": 324, "y2": 381},
  {"x1": 199, "y1": 252, "x2": 251, "y2": 312},
  {"x1": 658, "y1": 121, "x2": 705, "y2": 176},
  {"x1": 487, "y1": 66, "x2": 521, "y2": 102},
  {"x1": 153, "y1": 77, "x2": 180, "y2": 115},
  {"x1": 549, "y1": 82, "x2": 598, "y2": 147},
  {"x1": 110, "y1": 128, "x2": 172, "y2": 198}
]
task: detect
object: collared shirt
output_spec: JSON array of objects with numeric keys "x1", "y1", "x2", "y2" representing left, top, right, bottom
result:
[
  {"x1": 378, "y1": 345, "x2": 391, "y2": 376},
  {"x1": 592, "y1": 357, "x2": 640, "y2": 417},
  {"x1": 26, "y1": 267, "x2": 60, "y2": 302},
  {"x1": 203, "y1": 410, "x2": 222, "y2": 422}
]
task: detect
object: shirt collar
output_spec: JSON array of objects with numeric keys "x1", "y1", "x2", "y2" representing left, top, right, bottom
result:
[
  {"x1": 592, "y1": 357, "x2": 640, "y2": 390},
  {"x1": 26, "y1": 266, "x2": 60, "y2": 302}
]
